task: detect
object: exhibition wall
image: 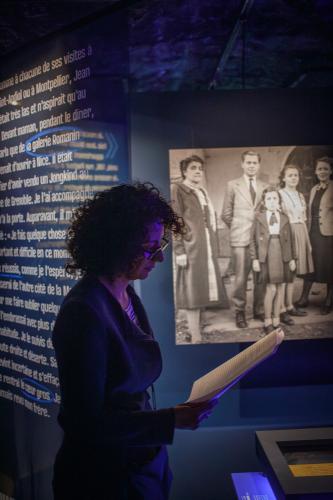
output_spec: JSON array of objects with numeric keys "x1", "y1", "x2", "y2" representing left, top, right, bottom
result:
[
  {"x1": 0, "y1": 7, "x2": 129, "y2": 500},
  {"x1": 0, "y1": 6, "x2": 333, "y2": 498}
]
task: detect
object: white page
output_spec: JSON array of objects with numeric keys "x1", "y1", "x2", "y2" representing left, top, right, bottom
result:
[{"x1": 187, "y1": 329, "x2": 284, "y2": 403}]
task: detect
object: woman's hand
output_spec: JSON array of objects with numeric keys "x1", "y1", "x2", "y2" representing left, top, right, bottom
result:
[
  {"x1": 174, "y1": 400, "x2": 218, "y2": 430},
  {"x1": 252, "y1": 259, "x2": 260, "y2": 272},
  {"x1": 176, "y1": 254, "x2": 188, "y2": 267},
  {"x1": 289, "y1": 259, "x2": 296, "y2": 272}
]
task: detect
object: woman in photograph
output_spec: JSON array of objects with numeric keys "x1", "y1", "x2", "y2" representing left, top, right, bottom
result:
[
  {"x1": 251, "y1": 186, "x2": 296, "y2": 334},
  {"x1": 52, "y1": 183, "x2": 217, "y2": 500},
  {"x1": 279, "y1": 164, "x2": 314, "y2": 325},
  {"x1": 297, "y1": 157, "x2": 333, "y2": 314},
  {"x1": 171, "y1": 155, "x2": 229, "y2": 343}
]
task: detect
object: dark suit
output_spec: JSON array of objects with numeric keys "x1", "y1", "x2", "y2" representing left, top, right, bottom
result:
[
  {"x1": 222, "y1": 176, "x2": 266, "y2": 315},
  {"x1": 52, "y1": 274, "x2": 174, "y2": 499}
]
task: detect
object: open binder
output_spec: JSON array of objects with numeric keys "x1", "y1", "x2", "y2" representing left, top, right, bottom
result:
[{"x1": 187, "y1": 329, "x2": 284, "y2": 403}]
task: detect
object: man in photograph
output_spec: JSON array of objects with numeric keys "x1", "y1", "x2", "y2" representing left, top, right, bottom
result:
[{"x1": 222, "y1": 151, "x2": 266, "y2": 328}]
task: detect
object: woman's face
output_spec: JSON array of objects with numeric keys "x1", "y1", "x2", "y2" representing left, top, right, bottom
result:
[
  {"x1": 183, "y1": 161, "x2": 203, "y2": 185},
  {"x1": 127, "y1": 221, "x2": 165, "y2": 281},
  {"x1": 264, "y1": 191, "x2": 280, "y2": 212},
  {"x1": 315, "y1": 161, "x2": 332, "y2": 183},
  {"x1": 283, "y1": 167, "x2": 299, "y2": 189}
]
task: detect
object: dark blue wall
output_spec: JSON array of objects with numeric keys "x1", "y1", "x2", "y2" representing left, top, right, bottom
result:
[{"x1": 130, "y1": 89, "x2": 333, "y2": 499}]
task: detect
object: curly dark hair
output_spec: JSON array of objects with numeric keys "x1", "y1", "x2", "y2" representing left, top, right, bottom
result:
[{"x1": 66, "y1": 182, "x2": 185, "y2": 277}]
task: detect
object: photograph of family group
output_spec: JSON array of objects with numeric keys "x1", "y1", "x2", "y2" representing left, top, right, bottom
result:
[{"x1": 169, "y1": 145, "x2": 333, "y2": 344}]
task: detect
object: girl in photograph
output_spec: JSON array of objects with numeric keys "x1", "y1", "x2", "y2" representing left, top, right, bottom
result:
[
  {"x1": 250, "y1": 186, "x2": 296, "y2": 334},
  {"x1": 171, "y1": 155, "x2": 229, "y2": 343},
  {"x1": 278, "y1": 164, "x2": 314, "y2": 325},
  {"x1": 297, "y1": 157, "x2": 333, "y2": 314}
]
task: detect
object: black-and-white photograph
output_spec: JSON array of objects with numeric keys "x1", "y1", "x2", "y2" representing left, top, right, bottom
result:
[{"x1": 170, "y1": 146, "x2": 333, "y2": 344}]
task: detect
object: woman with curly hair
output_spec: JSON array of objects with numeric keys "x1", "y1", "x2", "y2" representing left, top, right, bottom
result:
[{"x1": 52, "y1": 183, "x2": 217, "y2": 500}]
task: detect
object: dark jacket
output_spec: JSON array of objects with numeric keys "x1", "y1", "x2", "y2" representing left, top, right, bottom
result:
[
  {"x1": 52, "y1": 274, "x2": 175, "y2": 449},
  {"x1": 250, "y1": 211, "x2": 296, "y2": 263},
  {"x1": 308, "y1": 180, "x2": 333, "y2": 236}
]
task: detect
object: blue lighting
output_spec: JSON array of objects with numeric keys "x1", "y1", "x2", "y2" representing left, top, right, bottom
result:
[
  {"x1": 0, "y1": 273, "x2": 22, "y2": 279},
  {"x1": 232, "y1": 472, "x2": 277, "y2": 500}
]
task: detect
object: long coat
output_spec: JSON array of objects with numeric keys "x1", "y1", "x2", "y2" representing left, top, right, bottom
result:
[
  {"x1": 52, "y1": 275, "x2": 174, "y2": 499},
  {"x1": 308, "y1": 180, "x2": 333, "y2": 236},
  {"x1": 222, "y1": 176, "x2": 266, "y2": 247},
  {"x1": 171, "y1": 182, "x2": 229, "y2": 310}
]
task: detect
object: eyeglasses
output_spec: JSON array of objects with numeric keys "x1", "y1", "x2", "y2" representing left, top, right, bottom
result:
[{"x1": 142, "y1": 237, "x2": 169, "y2": 260}]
